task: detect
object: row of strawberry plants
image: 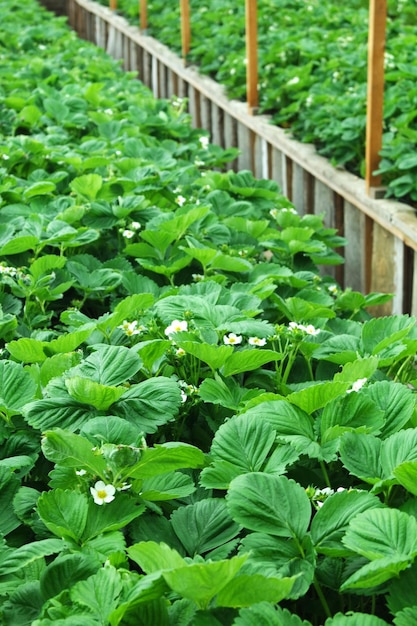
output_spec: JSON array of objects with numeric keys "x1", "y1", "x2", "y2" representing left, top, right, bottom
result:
[
  {"x1": 1, "y1": 1, "x2": 417, "y2": 625},
  {"x1": 97, "y1": 0, "x2": 417, "y2": 204}
]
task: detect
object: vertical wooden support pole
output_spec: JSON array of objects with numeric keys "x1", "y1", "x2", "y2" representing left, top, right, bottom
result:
[
  {"x1": 180, "y1": 0, "x2": 191, "y2": 63},
  {"x1": 140, "y1": 0, "x2": 147, "y2": 30},
  {"x1": 110, "y1": 0, "x2": 117, "y2": 10},
  {"x1": 245, "y1": 0, "x2": 258, "y2": 114},
  {"x1": 365, "y1": 0, "x2": 387, "y2": 195}
]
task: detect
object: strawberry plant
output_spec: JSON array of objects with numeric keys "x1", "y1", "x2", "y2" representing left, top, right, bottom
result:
[{"x1": 0, "y1": 1, "x2": 417, "y2": 624}]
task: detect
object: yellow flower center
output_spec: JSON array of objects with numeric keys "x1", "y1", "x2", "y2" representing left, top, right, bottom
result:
[{"x1": 97, "y1": 489, "x2": 107, "y2": 499}]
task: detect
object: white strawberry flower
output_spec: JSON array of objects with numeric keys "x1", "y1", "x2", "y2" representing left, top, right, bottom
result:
[
  {"x1": 223, "y1": 333, "x2": 243, "y2": 345},
  {"x1": 248, "y1": 337, "x2": 267, "y2": 347},
  {"x1": 90, "y1": 481, "x2": 116, "y2": 505},
  {"x1": 347, "y1": 378, "x2": 368, "y2": 394},
  {"x1": 165, "y1": 320, "x2": 188, "y2": 337}
]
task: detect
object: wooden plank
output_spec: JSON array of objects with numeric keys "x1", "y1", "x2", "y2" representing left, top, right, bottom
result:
[
  {"x1": 410, "y1": 251, "x2": 417, "y2": 316},
  {"x1": 365, "y1": 0, "x2": 387, "y2": 194},
  {"x1": 291, "y1": 162, "x2": 306, "y2": 214},
  {"x1": 151, "y1": 54, "x2": 159, "y2": 97},
  {"x1": 344, "y1": 202, "x2": 367, "y2": 293},
  {"x1": 237, "y1": 122, "x2": 254, "y2": 171},
  {"x1": 253, "y1": 135, "x2": 267, "y2": 179},
  {"x1": 369, "y1": 221, "x2": 396, "y2": 316},
  {"x1": 180, "y1": 0, "x2": 191, "y2": 62},
  {"x1": 270, "y1": 146, "x2": 285, "y2": 194},
  {"x1": 314, "y1": 178, "x2": 335, "y2": 227},
  {"x1": 187, "y1": 85, "x2": 201, "y2": 129},
  {"x1": 211, "y1": 102, "x2": 224, "y2": 148},
  {"x1": 245, "y1": 0, "x2": 258, "y2": 114},
  {"x1": 109, "y1": 0, "x2": 117, "y2": 10},
  {"x1": 129, "y1": 39, "x2": 138, "y2": 73},
  {"x1": 200, "y1": 96, "x2": 212, "y2": 134},
  {"x1": 224, "y1": 112, "x2": 239, "y2": 171}
]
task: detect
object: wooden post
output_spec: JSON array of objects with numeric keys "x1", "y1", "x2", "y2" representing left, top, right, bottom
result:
[
  {"x1": 365, "y1": 0, "x2": 387, "y2": 195},
  {"x1": 110, "y1": 0, "x2": 117, "y2": 10},
  {"x1": 245, "y1": 0, "x2": 258, "y2": 114},
  {"x1": 140, "y1": 0, "x2": 147, "y2": 30},
  {"x1": 180, "y1": 0, "x2": 191, "y2": 63}
]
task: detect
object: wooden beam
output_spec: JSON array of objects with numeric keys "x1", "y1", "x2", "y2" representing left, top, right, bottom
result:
[
  {"x1": 180, "y1": 0, "x2": 191, "y2": 63},
  {"x1": 365, "y1": 0, "x2": 387, "y2": 194},
  {"x1": 109, "y1": 0, "x2": 117, "y2": 10},
  {"x1": 245, "y1": 0, "x2": 258, "y2": 114},
  {"x1": 140, "y1": 0, "x2": 147, "y2": 30}
]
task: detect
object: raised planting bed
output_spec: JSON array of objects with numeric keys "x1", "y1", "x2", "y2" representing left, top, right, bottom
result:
[{"x1": 66, "y1": 0, "x2": 417, "y2": 317}]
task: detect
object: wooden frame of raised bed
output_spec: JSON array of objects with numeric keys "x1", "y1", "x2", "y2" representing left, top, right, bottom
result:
[{"x1": 65, "y1": 0, "x2": 417, "y2": 317}]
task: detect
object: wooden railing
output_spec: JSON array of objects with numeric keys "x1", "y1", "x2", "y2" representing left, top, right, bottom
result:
[{"x1": 64, "y1": 0, "x2": 417, "y2": 316}]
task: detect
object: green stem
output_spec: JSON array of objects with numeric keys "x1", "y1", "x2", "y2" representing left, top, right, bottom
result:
[
  {"x1": 313, "y1": 577, "x2": 332, "y2": 619},
  {"x1": 319, "y1": 460, "x2": 332, "y2": 489}
]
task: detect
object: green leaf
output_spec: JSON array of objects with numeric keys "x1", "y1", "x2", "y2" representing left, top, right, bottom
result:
[
  {"x1": 394, "y1": 607, "x2": 417, "y2": 626},
  {"x1": 339, "y1": 433, "x2": 382, "y2": 484},
  {"x1": 41, "y1": 429, "x2": 108, "y2": 475},
  {"x1": 394, "y1": 460, "x2": 417, "y2": 496},
  {"x1": 0, "y1": 469, "x2": 20, "y2": 536},
  {"x1": 140, "y1": 471, "x2": 195, "y2": 501},
  {"x1": 129, "y1": 442, "x2": 206, "y2": 479},
  {"x1": 0, "y1": 538, "x2": 64, "y2": 575},
  {"x1": 365, "y1": 381, "x2": 415, "y2": 439},
  {"x1": 310, "y1": 490, "x2": 383, "y2": 556},
  {"x1": 23, "y1": 181, "x2": 56, "y2": 199},
  {"x1": 37, "y1": 489, "x2": 89, "y2": 542},
  {"x1": 239, "y1": 532, "x2": 315, "y2": 599},
  {"x1": 324, "y1": 613, "x2": 390, "y2": 625},
  {"x1": 163, "y1": 555, "x2": 247, "y2": 610},
  {"x1": 6, "y1": 337, "x2": 47, "y2": 363},
  {"x1": 227, "y1": 473, "x2": 311, "y2": 540},
  {"x1": 82, "y1": 496, "x2": 145, "y2": 541},
  {"x1": 199, "y1": 413, "x2": 276, "y2": 489},
  {"x1": 216, "y1": 573, "x2": 295, "y2": 608},
  {"x1": 0, "y1": 236, "x2": 39, "y2": 255},
  {"x1": 70, "y1": 174, "x2": 103, "y2": 201},
  {"x1": 1, "y1": 581, "x2": 44, "y2": 626},
  {"x1": 46, "y1": 328, "x2": 94, "y2": 355},
  {"x1": 128, "y1": 541, "x2": 187, "y2": 574},
  {"x1": 387, "y1": 561, "x2": 417, "y2": 613},
  {"x1": 112, "y1": 377, "x2": 181, "y2": 433},
  {"x1": 70, "y1": 566, "x2": 122, "y2": 621},
  {"x1": 341, "y1": 555, "x2": 412, "y2": 590},
  {"x1": 287, "y1": 381, "x2": 350, "y2": 414},
  {"x1": 108, "y1": 574, "x2": 169, "y2": 625},
  {"x1": 29, "y1": 254, "x2": 67, "y2": 280},
  {"x1": 40, "y1": 553, "x2": 100, "y2": 600},
  {"x1": 320, "y1": 393, "x2": 385, "y2": 443},
  {"x1": 221, "y1": 349, "x2": 282, "y2": 376},
  {"x1": 65, "y1": 376, "x2": 126, "y2": 410},
  {"x1": 170, "y1": 499, "x2": 240, "y2": 557},
  {"x1": 0, "y1": 360, "x2": 37, "y2": 417},
  {"x1": 235, "y1": 604, "x2": 313, "y2": 626},
  {"x1": 361, "y1": 315, "x2": 415, "y2": 355},
  {"x1": 198, "y1": 376, "x2": 259, "y2": 411},
  {"x1": 74, "y1": 345, "x2": 142, "y2": 386},
  {"x1": 241, "y1": 400, "x2": 314, "y2": 439},
  {"x1": 342, "y1": 508, "x2": 417, "y2": 560},
  {"x1": 80, "y1": 415, "x2": 141, "y2": 446},
  {"x1": 23, "y1": 397, "x2": 97, "y2": 431},
  {"x1": 175, "y1": 341, "x2": 234, "y2": 371}
]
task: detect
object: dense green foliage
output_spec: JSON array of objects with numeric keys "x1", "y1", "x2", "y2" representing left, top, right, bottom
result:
[
  {"x1": 1, "y1": 1, "x2": 417, "y2": 624},
  {"x1": 102, "y1": 0, "x2": 417, "y2": 203}
]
